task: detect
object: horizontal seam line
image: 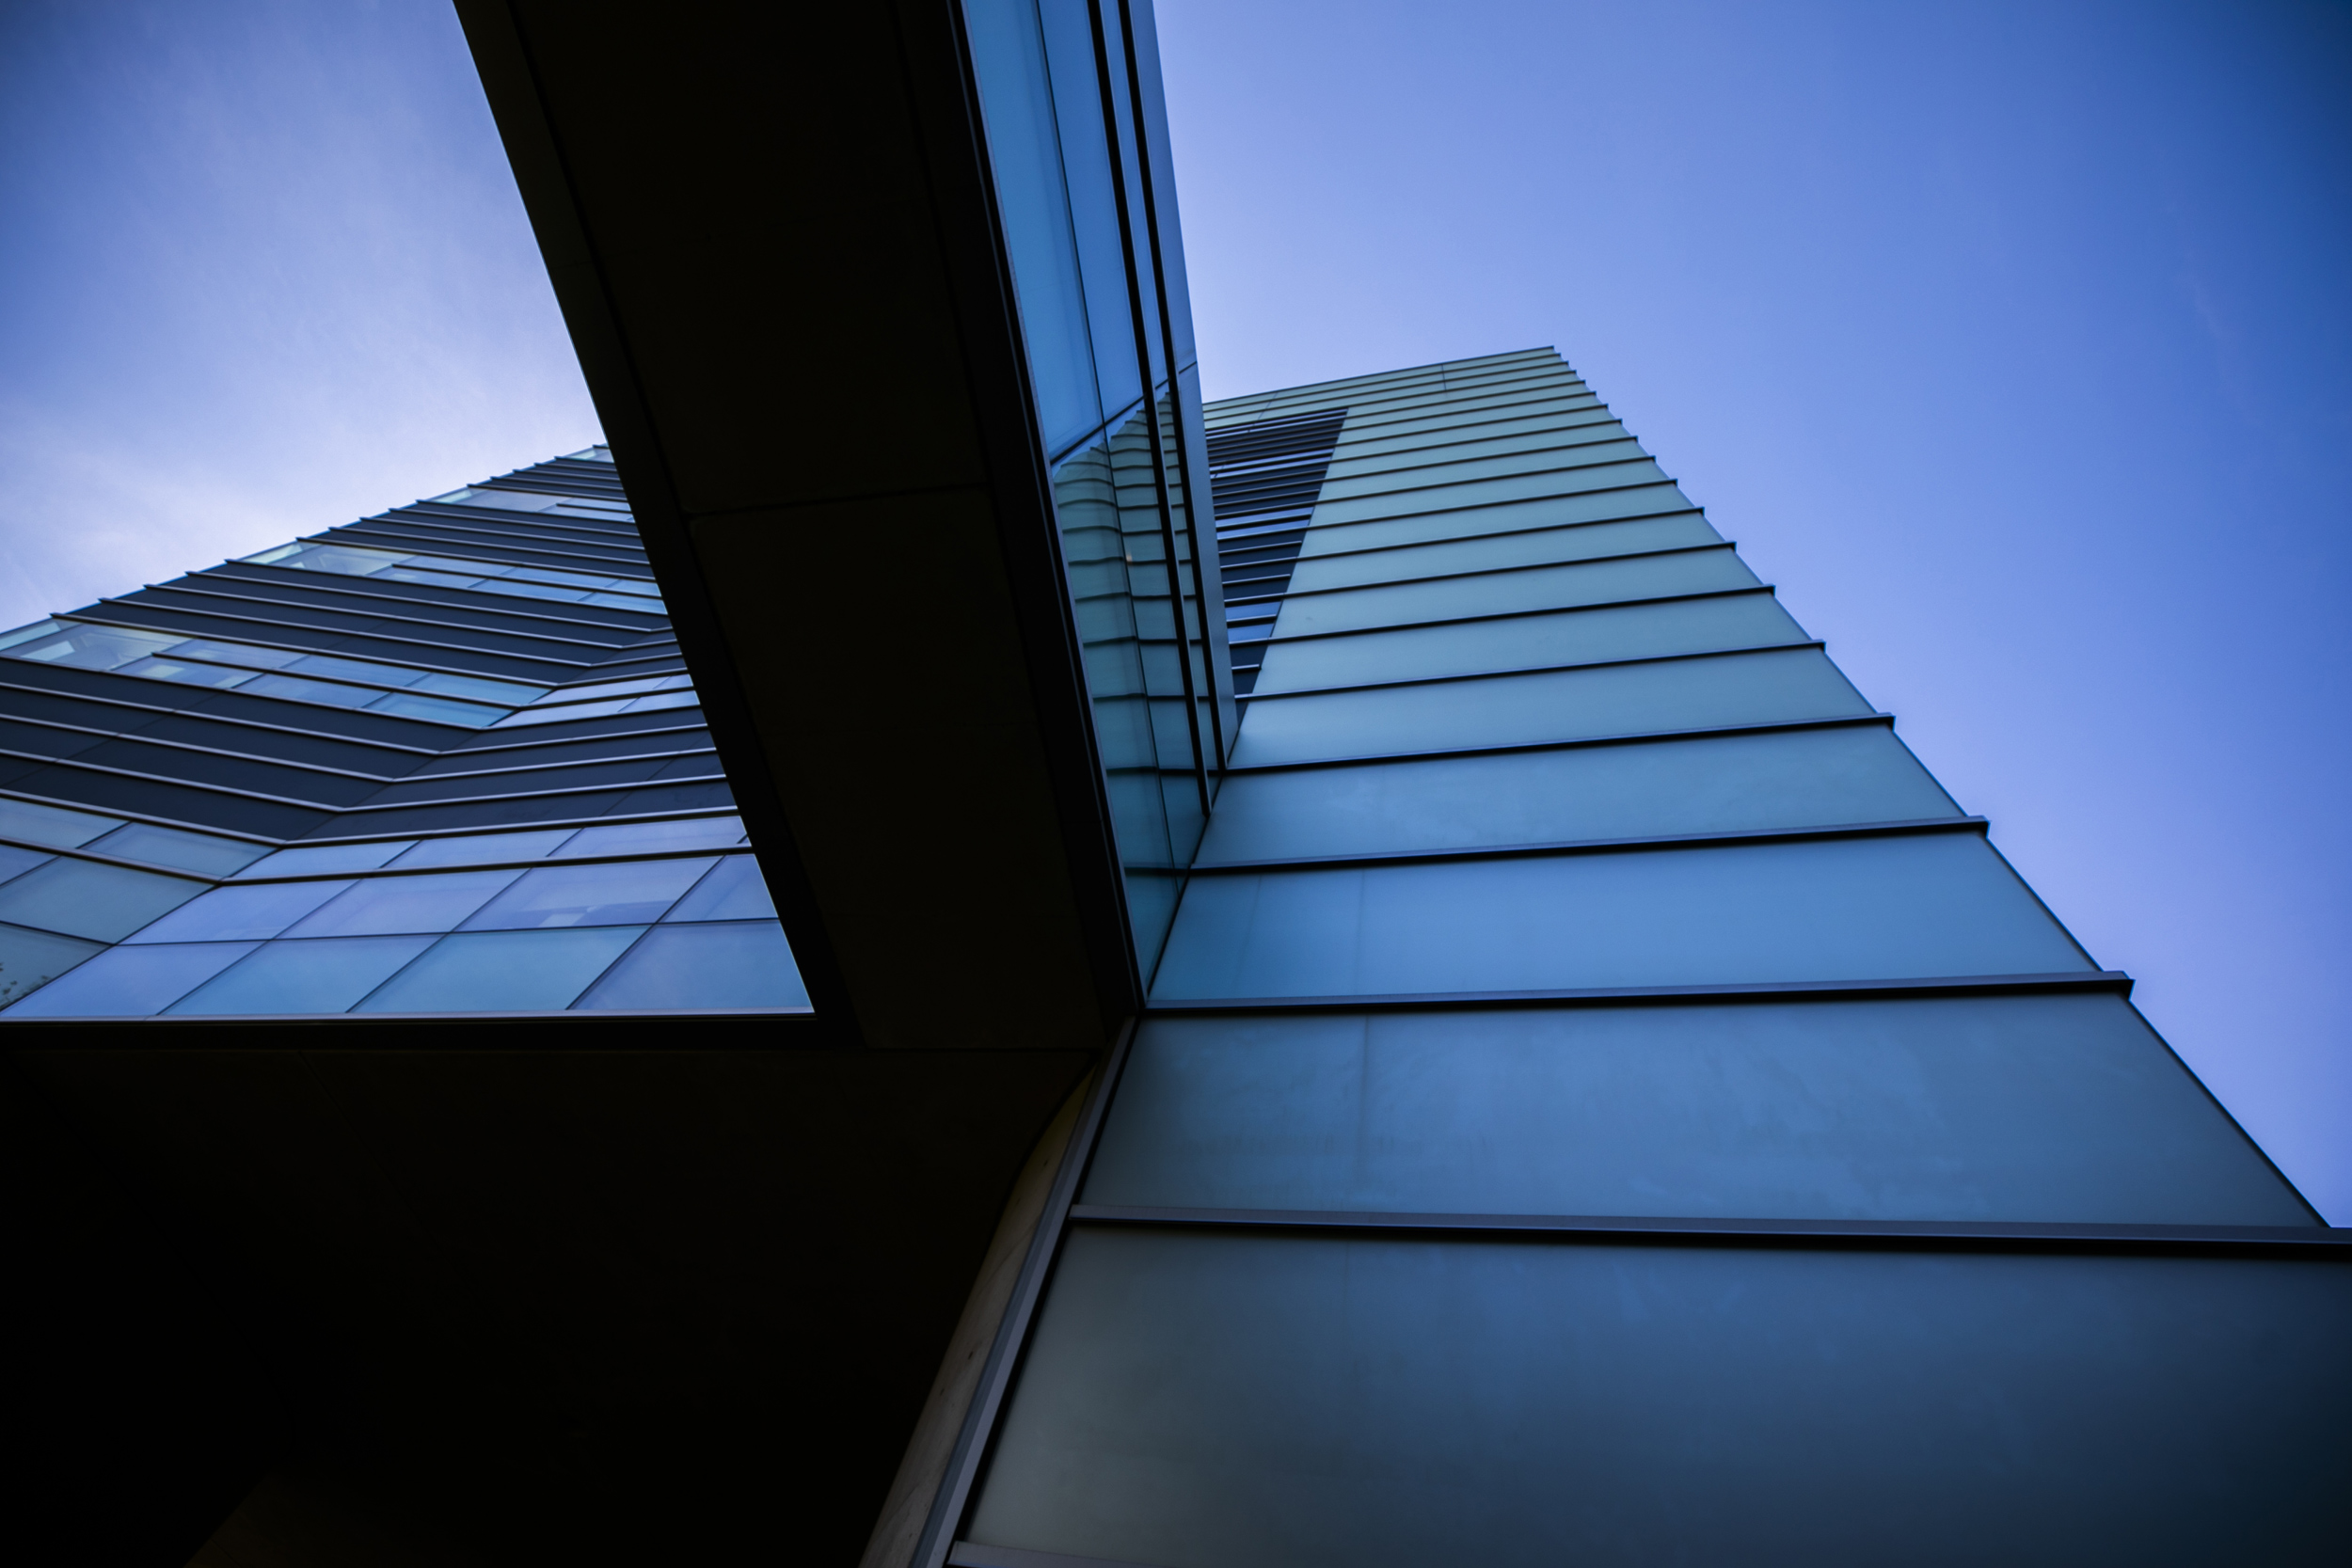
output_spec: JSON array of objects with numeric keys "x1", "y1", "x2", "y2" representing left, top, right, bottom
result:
[{"x1": 1188, "y1": 817, "x2": 1986, "y2": 871}]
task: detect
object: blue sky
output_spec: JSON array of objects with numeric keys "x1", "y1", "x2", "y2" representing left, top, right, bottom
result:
[{"x1": 4, "y1": 1, "x2": 2346, "y2": 1216}]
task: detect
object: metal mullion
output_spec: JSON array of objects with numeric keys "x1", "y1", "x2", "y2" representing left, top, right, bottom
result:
[
  {"x1": 1082, "y1": 0, "x2": 1209, "y2": 823},
  {"x1": 1187, "y1": 816, "x2": 1989, "y2": 875},
  {"x1": 1062, "y1": 1205, "x2": 2347, "y2": 1259}
]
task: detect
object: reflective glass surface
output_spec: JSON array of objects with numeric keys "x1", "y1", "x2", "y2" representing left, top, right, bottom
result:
[
  {"x1": 81, "y1": 822, "x2": 269, "y2": 876},
  {"x1": 1197, "y1": 727, "x2": 1957, "y2": 862},
  {"x1": 2, "y1": 939, "x2": 252, "y2": 1017},
  {"x1": 0, "y1": 845, "x2": 52, "y2": 884},
  {"x1": 1152, "y1": 834, "x2": 2090, "y2": 999},
  {"x1": 281, "y1": 870, "x2": 522, "y2": 938},
  {"x1": 1089, "y1": 998, "x2": 2313, "y2": 1225},
  {"x1": 461, "y1": 858, "x2": 715, "y2": 929},
  {"x1": 972, "y1": 1230, "x2": 2352, "y2": 1568},
  {"x1": 553, "y1": 816, "x2": 744, "y2": 858},
  {"x1": 0, "y1": 857, "x2": 208, "y2": 942},
  {"x1": 128, "y1": 879, "x2": 357, "y2": 943},
  {"x1": 168, "y1": 935, "x2": 438, "y2": 1016},
  {"x1": 0, "y1": 797, "x2": 123, "y2": 848},
  {"x1": 1228, "y1": 648, "x2": 1872, "y2": 767},
  {"x1": 389, "y1": 829, "x2": 580, "y2": 869},
  {"x1": 575, "y1": 922, "x2": 807, "y2": 1010},
  {"x1": 0, "y1": 923, "x2": 109, "y2": 1007},
  {"x1": 354, "y1": 927, "x2": 646, "y2": 1012},
  {"x1": 231, "y1": 842, "x2": 415, "y2": 879},
  {"x1": 1298, "y1": 483, "x2": 1692, "y2": 558},
  {"x1": 1282, "y1": 513, "x2": 1724, "y2": 594},
  {"x1": 1271, "y1": 546, "x2": 1758, "y2": 639},
  {"x1": 661, "y1": 855, "x2": 775, "y2": 922}
]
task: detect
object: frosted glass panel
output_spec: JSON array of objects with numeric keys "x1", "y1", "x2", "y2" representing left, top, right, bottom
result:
[
  {"x1": 970, "y1": 1230, "x2": 2352, "y2": 1568},
  {"x1": 1273, "y1": 547, "x2": 1756, "y2": 638},
  {"x1": 1198, "y1": 727, "x2": 1956, "y2": 862},
  {"x1": 1152, "y1": 834, "x2": 2090, "y2": 999},
  {"x1": 1251, "y1": 594, "x2": 1804, "y2": 693},
  {"x1": 1228, "y1": 648, "x2": 1871, "y2": 768},
  {"x1": 1088, "y1": 997, "x2": 2313, "y2": 1226}
]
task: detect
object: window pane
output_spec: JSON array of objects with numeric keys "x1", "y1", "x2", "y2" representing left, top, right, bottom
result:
[
  {"x1": 128, "y1": 879, "x2": 357, "y2": 942},
  {"x1": 366, "y1": 691, "x2": 503, "y2": 727},
  {"x1": 167, "y1": 935, "x2": 437, "y2": 1016},
  {"x1": 241, "y1": 673, "x2": 377, "y2": 708},
  {"x1": 0, "y1": 923, "x2": 108, "y2": 1008},
  {"x1": 1227, "y1": 649, "x2": 1872, "y2": 768},
  {"x1": 231, "y1": 842, "x2": 414, "y2": 879},
  {"x1": 411, "y1": 672, "x2": 546, "y2": 705},
  {"x1": 661, "y1": 856, "x2": 776, "y2": 922},
  {"x1": 1197, "y1": 727, "x2": 1958, "y2": 863},
  {"x1": 1252, "y1": 594, "x2": 1805, "y2": 694},
  {"x1": 115, "y1": 656, "x2": 256, "y2": 689},
  {"x1": 0, "y1": 858, "x2": 209, "y2": 942},
  {"x1": 1152, "y1": 834, "x2": 2090, "y2": 1001},
  {"x1": 8, "y1": 622, "x2": 178, "y2": 671},
  {"x1": 0, "y1": 846, "x2": 54, "y2": 884},
  {"x1": 354, "y1": 927, "x2": 646, "y2": 1012},
  {"x1": 552, "y1": 817, "x2": 744, "y2": 857},
  {"x1": 8, "y1": 941, "x2": 259, "y2": 1017},
  {"x1": 1274, "y1": 548, "x2": 1758, "y2": 640},
  {"x1": 283, "y1": 870, "x2": 522, "y2": 938},
  {"x1": 460, "y1": 858, "x2": 716, "y2": 929},
  {"x1": 0, "y1": 798, "x2": 123, "y2": 848},
  {"x1": 387, "y1": 829, "x2": 580, "y2": 870},
  {"x1": 1283, "y1": 514, "x2": 1724, "y2": 595},
  {"x1": 972, "y1": 1231, "x2": 2352, "y2": 1568},
  {"x1": 161, "y1": 638, "x2": 304, "y2": 670},
  {"x1": 1088, "y1": 997, "x2": 2314, "y2": 1227},
  {"x1": 83, "y1": 823, "x2": 269, "y2": 876},
  {"x1": 573, "y1": 922, "x2": 807, "y2": 1010},
  {"x1": 286, "y1": 653, "x2": 420, "y2": 686}
]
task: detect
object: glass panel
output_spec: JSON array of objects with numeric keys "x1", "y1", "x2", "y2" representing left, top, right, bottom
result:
[
  {"x1": 459, "y1": 858, "x2": 716, "y2": 929},
  {"x1": 388, "y1": 829, "x2": 580, "y2": 869},
  {"x1": 114, "y1": 656, "x2": 257, "y2": 689},
  {"x1": 159, "y1": 638, "x2": 303, "y2": 670},
  {"x1": 0, "y1": 923, "x2": 108, "y2": 1007},
  {"x1": 8, "y1": 941, "x2": 260, "y2": 1017},
  {"x1": 1038, "y1": 0, "x2": 1142, "y2": 424},
  {"x1": 574, "y1": 922, "x2": 807, "y2": 1010},
  {"x1": 241, "y1": 673, "x2": 377, "y2": 708},
  {"x1": 82, "y1": 823, "x2": 269, "y2": 876},
  {"x1": 967, "y1": 0, "x2": 1101, "y2": 452},
  {"x1": 1227, "y1": 649, "x2": 1872, "y2": 768},
  {"x1": 0, "y1": 858, "x2": 209, "y2": 942},
  {"x1": 1197, "y1": 727, "x2": 1957, "y2": 863},
  {"x1": 1272, "y1": 548, "x2": 1757, "y2": 640},
  {"x1": 1251, "y1": 594, "x2": 1804, "y2": 694},
  {"x1": 354, "y1": 927, "x2": 647, "y2": 1013},
  {"x1": 409, "y1": 672, "x2": 547, "y2": 705},
  {"x1": 0, "y1": 797, "x2": 123, "y2": 848},
  {"x1": 661, "y1": 855, "x2": 776, "y2": 922},
  {"x1": 1284, "y1": 514, "x2": 1723, "y2": 594},
  {"x1": 366, "y1": 692, "x2": 503, "y2": 727},
  {"x1": 167, "y1": 935, "x2": 437, "y2": 1016},
  {"x1": 128, "y1": 879, "x2": 357, "y2": 942},
  {"x1": 282, "y1": 870, "x2": 521, "y2": 938},
  {"x1": 1151, "y1": 834, "x2": 2091, "y2": 1000},
  {"x1": 5, "y1": 622, "x2": 178, "y2": 671},
  {"x1": 552, "y1": 816, "x2": 744, "y2": 857},
  {"x1": 1089, "y1": 997, "x2": 2315, "y2": 1226},
  {"x1": 0, "y1": 845, "x2": 54, "y2": 884},
  {"x1": 1313, "y1": 436, "x2": 1650, "y2": 501},
  {"x1": 491, "y1": 698, "x2": 633, "y2": 728},
  {"x1": 538, "y1": 674, "x2": 691, "y2": 705},
  {"x1": 286, "y1": 652, "x2": 420, "y2": 686},
  {"x1": 1298, "y1": 483, "x2": 1693, "y2": 558},
  {"x1": 1307, "y1": 457, "x2": 1670, "y2": 529},
  {"x1": 972, "y1": 1230, "x2": 2352, "y2": 1568},
  {"x1": 232, "y1": 842, "x2": 415, "y2": 879}
]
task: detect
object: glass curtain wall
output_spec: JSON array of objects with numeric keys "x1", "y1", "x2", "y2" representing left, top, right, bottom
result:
[{"x1": 965, "y1": 0, "x2": 1231, "y2": 973}]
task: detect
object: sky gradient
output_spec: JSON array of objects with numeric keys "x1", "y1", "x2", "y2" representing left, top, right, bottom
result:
[{"x1": 3, "y1": 1, "x2": 2346, "y2": 1215}]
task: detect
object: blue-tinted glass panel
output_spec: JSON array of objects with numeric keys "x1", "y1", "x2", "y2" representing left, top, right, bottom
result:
[
  {"x1": 554, "y1": 817, "x2": 743, "y2": 857},
  {"x1": 241, "y1": 673, "x2": 376, "y2": 708},
  {"x1": 965, "y1": 0, "x2": 1100, "y2": 451},
  {"x1": 1227, "y1": 648, "x2": 1872, "y2": 768},
  {"x1": 460, "y1": 858, "x2": 715, "y2": 930},
  {"x1": 1282, "y1": 514, "x2": 1722, "y2": 594},
  {"x1": 232, "y1": 842, "x2": 414, "y2": 879},
  {"x1": 389, "y1": 829, "x2": 579, "y2": 869},
  {"x1": 1272, "y1": 548, "x2": 1758, "y2": 640},
  {"x1": 168, "y1": 935, "x2": 437, "y2": 1016},
  {"x1": 1196, "y1": 727, "x2": 1958, "y2": 863},
  {"x1": 0, "y1": 798, "x2": 123, "y2": 848},
  {"x1": 283, "y1": 870, "x2": 521, "y2": 938},
  {"x1": 972, "y1": 1230, "x2": 2352, "y2": 1568},
  {"x1": 0, "y1": 858, "x2": 208, "y2": 942},
  {"x1": 0, "y1": 845, "x2": 53, "y2": 884},
  {"x1": 1088, "y1": 997, "x2": 2313, "y2": 1226},
  {"x1": 129, "y1": 879, "x2": 357, "y2": 942},
  {"x1": 3, "y1": 939, "x2": 252, "y2": 1016},
  {"x1": 574, "y1": 922, "x2": 807, "y2": 1011},
  {"x1": 1037, "y1": 0, "x2": 1142, "y2": 422},
  {"x1": 354, "y1": 927, "x2": 646, "y2": 1013},
  {"x1": 661, "y1": 855, "x2": 776, "y2": 922},
  {"x1": 0, "y1": 923, "x2": 109, "y2": 1007},
  {"x1": 369, "y1": 692, "x2": 502, "y2": 727},
  {"x1": 83, "y1": 822, "x2": 269, "y2": 876},
  {"x1": 1152, "y1": 834, "x2": 2091, "y2": 1000}
]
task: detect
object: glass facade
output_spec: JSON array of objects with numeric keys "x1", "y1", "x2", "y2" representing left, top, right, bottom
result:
[
  {"x1": 0, "y1": 449, "x2": 804, "y2": 1017},
  {"x1": 925, "y1": 345, "x2": 2344, "y2": 1565}
]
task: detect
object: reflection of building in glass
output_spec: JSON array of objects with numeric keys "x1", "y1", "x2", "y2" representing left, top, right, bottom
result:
[
  {"x1": 13, "y1": 2, "x2": 2343, "y2": 1564},
  {"x1": 0, "y1": 451, "x2": 803, "y2": 1018}
]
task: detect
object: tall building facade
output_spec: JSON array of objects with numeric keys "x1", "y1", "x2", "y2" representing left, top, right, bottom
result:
[{"x1": 7, "y1": 2, "x2": 2343, "y2": 1564}]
